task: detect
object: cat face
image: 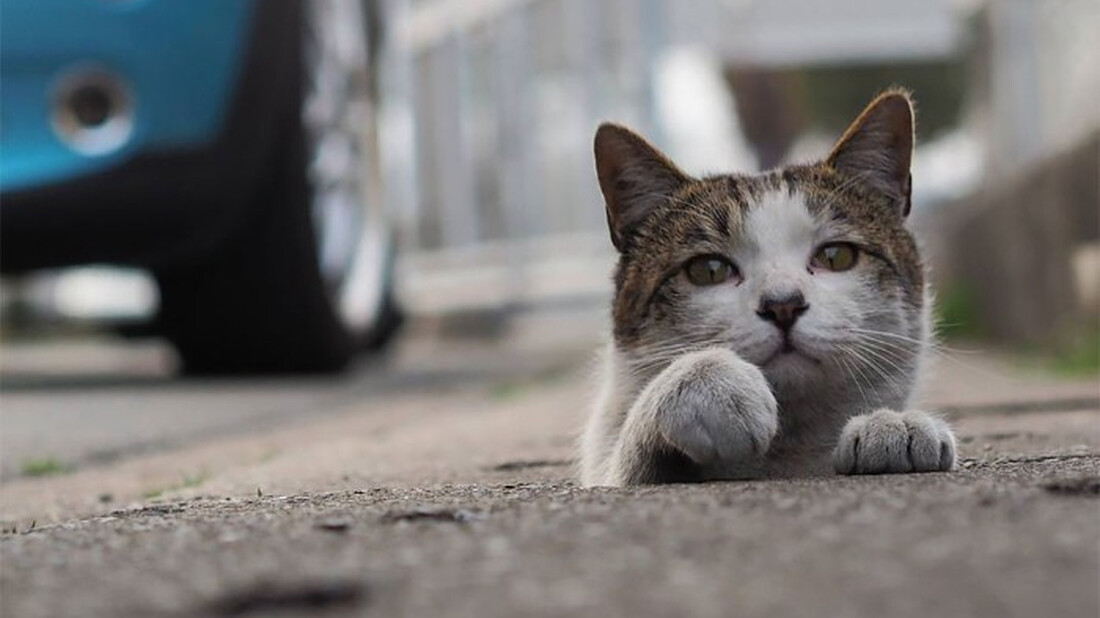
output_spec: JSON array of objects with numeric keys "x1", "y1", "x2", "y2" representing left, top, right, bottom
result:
[{"x1": 595, "y1": 91, "x2": 926, "y2": 395}]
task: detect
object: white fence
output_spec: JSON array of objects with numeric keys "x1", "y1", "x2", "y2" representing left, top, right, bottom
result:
[{"x1": 377, "y1": 0, "x2": 960, "y2": 313}]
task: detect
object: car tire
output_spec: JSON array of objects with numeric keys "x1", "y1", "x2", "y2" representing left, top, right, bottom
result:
[
  {"x1": 156, "y1": 129, "x2": 347, "y2": 374},
  {"x1": 155, "y1": 1, "x2": 400, "y2": 375}
]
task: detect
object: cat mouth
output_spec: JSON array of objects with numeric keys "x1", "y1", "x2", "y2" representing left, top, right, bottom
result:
[{"x1": 761, "y1": 341, "x2": 821, "y2": 367}]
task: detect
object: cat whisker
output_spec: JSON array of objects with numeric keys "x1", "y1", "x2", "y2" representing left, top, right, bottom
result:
[
  {"x1": 624, "y1": 343, "x2": 712, "y2": 364},
  {"x1": 834, "y1": 344, "x2": 874, "y2": 413},
  {"x1": 852, "y1": 335, "x2": 920, "y2": 358},
  {"x1": 849, "y1": 342, "x2": 911, "y2": 400},
  {"x1": 837, "y1": 339, "x2": 914, "y2": 407},
  {"x1": 850, "y1": 327, "x2": 1008, "y2": 382},
  {"x1": 848, "y1": 327, "x2": 977, "y2": 354}
]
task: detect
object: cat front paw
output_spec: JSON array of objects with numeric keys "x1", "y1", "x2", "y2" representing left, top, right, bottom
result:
[
  {"x1": 653, "y1": 348, "x2": 779, "y2": 467},
  {"x1": 834, "y1": 409, "x2": 956, "y2": 475}
]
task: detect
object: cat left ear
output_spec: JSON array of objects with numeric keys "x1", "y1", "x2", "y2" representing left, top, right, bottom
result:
[
  {"x1": 594, "y1": 123, "x2": 691, "y2": 252},
  {"x1": 826, "y1": 89, "x2": 915, "y2": 217}
]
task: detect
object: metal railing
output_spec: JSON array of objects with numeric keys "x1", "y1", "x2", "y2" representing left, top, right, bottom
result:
[{"x1": 378, "y1": 0, "x2": 961, "y2": 313}]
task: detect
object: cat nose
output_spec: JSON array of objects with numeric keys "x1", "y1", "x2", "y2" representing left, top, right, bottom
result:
[{"x1": 756, "y1": 292, "x2": 809, "y2": 331}]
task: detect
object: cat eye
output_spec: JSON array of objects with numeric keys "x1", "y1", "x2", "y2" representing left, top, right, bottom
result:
[
  {"x1": 811, "y1": 243, "x2": 859, "y2": 272},
  {"x1": 685, "y1": 255, "x2": 739, "y2": 286}
]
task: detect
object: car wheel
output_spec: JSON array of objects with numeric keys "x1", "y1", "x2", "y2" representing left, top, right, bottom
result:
[{"x1": 155, "y1": 0, "x2": 400, "y2": 375}]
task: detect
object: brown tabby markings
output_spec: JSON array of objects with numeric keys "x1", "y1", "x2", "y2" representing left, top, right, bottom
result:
[{"x1": 612, "y1": 166, "x2": 923, "y2": 349}]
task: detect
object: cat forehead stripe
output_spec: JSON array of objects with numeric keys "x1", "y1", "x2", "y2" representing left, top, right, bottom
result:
[{"x1": 742, "y1": 189, "x2": 817, "y2": 254}]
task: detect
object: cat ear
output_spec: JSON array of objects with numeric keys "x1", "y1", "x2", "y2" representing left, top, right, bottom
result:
[
  {"x1": 594, "y1": 123, "x2": 691, "y2": 251},
  {"x1": 826, "y1": 90, "x2": 915, "y2": 217}
]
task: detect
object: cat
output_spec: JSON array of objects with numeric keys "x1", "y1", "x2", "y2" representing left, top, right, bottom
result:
[{"x1": 579, "y1": 89, "x2": 956, "y2": 487}]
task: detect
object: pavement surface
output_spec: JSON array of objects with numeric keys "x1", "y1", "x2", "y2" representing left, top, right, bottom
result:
[{"x1": 1, "y1": 318, "x2": 1098, "y2": 618}]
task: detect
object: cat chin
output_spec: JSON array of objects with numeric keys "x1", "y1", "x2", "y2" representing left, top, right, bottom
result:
[{"x1": 757, "y1": 351, "x2": 825, "y2": 387}]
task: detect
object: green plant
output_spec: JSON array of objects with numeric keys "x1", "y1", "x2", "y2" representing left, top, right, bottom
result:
[
  {"x1": 1050, "y1": 329, "x2": 1100, "y2": 376},
  {"x1": 142, "y1": 467, "x2": 211, "y2": 500},
  {"x1": 935, "y1": 284, "x2": 983, "y2": 340},
  {"x1": 21, "y1": 458, "x2": 73, "y2": 477}
]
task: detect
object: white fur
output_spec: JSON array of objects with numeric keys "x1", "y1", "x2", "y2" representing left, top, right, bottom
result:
[
  {"x1": 579, "y1": 188, "x2": 955, "y2": 487},
  {"x1": 600, "y1": 348, "x2": 778, "y2": 485},
  {"x1": 833, "y1": 408, "x2": 955, "y2": 474}
]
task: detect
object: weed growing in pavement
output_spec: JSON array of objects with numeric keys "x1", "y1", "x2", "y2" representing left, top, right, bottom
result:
[
  {"x1": 142, "y1": 467, "x2": 211, "y2": 500},
  {"x1": 20, "y1": 457, "x2": 73, "y2": 477}
]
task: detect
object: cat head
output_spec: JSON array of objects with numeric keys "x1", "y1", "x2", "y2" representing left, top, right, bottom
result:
[{"x1": 595, "y1": 90, "x2": 927, "y2": 399}]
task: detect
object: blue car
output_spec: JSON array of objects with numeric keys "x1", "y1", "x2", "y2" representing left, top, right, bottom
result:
[{"x1": 1, "y1": 1, "x2": 401, "y2": 373}]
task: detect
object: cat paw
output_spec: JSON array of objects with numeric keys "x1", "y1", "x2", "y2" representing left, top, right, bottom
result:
[
  {"x1": 652, "y1": 348, "x2": 779, "y2": 467},
  {"x1": 833, "y1": 409, "x2": 956, "y2": 475}
]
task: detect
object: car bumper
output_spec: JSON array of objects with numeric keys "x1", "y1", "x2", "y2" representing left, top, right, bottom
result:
[
  {"x1": 1, "y1": 1, "x2": 302, "y2": 273},
  {"x1": 0, "y1": 0, "x2": 256, "y2": 193}
]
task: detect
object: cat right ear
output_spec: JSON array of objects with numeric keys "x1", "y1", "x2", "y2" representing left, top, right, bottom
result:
[
  {"x1": 826, "y1": 90, "x2": 915, "y2": 217},
  {"x1": 594, "y1": 123, "x2": 690, "y2": 252}
]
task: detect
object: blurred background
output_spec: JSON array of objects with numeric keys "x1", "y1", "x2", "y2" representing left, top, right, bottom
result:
[
  {"x1": 0, "y1": 1, "x2": 1096, "y2": 479},
  {"x1": 3, "y1": 0, "x2": 1098, "y2": 365}
]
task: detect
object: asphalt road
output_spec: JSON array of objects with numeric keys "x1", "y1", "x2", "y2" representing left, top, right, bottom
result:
[
  {"x1": 3, "y1": 454, "x2": 1098, "y2": 618},
  {"x1": 0, "y1": 311, "x2": 593, "y2": 480},
  {"x1": 1, "y1": 325, "x2": 1098, "y2": 618}
]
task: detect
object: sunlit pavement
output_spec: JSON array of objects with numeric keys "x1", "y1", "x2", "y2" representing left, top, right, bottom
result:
[
  {"x1": 1, "y1": 318, "x2": 1097, "y2": 617},
  {"x1": 0, "y1": 304, "x2": 603, "y2": 482}
]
